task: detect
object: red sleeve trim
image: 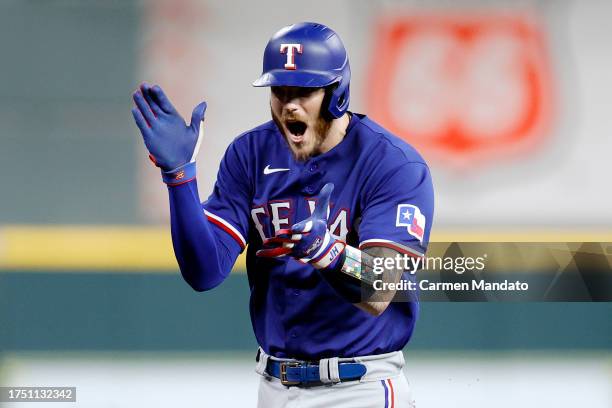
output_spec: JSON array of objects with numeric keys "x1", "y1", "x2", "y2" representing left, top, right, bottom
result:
[
  {"x1": 359, "y1": 239, "x2": 424, "y2": 258},
  {"x1": 166, "y1": 177, "x2": 196, "y2": 187},
  {"x1": 204, "y1": 210, "x2": 247, "y2": 250}
]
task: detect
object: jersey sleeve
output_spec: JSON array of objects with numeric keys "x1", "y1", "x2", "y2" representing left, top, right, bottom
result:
[
  {"x1": 202, "y1": 140, "x2": 251, "y2": 251},
  {"x1": 358, "y1": 162, "x2": 434, "y2": 257}
]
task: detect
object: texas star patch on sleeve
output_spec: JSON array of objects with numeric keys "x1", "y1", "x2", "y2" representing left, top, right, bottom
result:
[
  {"x1": 357, "y1": 162, "x2": 433, "y2": 255},
  {"x1": 396, "y1": 204, "x2": 426, "y2": 243}
]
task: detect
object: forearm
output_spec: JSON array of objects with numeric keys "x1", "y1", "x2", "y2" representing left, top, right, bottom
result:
[
  {"x1": 168, "y1": 178, "x2": 236, "y2": 291},
  {"x1": 321, "y1": 245, "x2": 406, "y2": 316}
]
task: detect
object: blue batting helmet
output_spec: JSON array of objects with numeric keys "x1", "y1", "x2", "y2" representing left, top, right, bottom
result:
[{"x1": 253, "y1": 22, "x2": 351, "y2": 119}]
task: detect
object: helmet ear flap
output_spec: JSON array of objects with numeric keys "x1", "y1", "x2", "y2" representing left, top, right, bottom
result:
[
  {"x1": 326, "y1": 77, "x2": 350, "y2": 119},
  {"x1": 321, "y1": 84, "x2": 338, "y2": 121},
  {"x1": 334, "y1": 83, "x2": 350, "y2": 117}
]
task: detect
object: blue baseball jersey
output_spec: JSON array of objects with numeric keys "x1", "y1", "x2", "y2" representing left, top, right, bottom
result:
[{"x1": 203, "y1": 113, "x2": 434, "y2": 359}]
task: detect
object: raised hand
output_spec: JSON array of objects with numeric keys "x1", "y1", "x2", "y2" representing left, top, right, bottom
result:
[
  {"x1": 257, "y1": 183, "x2": 346, "y2": 270},
  {"x1": 131, "y1": 83, "x2": 206, "y2": 171}
]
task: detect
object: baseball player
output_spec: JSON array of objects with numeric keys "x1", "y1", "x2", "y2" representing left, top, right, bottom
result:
[{"x1": 132, "y1": 22, "x2": 433, "y2": 408}]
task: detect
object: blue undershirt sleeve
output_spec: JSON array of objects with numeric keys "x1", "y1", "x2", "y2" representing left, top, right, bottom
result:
[{"x1": 168, "y1": 178, "x2": 242, "y2": 292}]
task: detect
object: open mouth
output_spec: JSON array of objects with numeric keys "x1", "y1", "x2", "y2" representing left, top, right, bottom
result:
[{"x1": 285, "y1": 120, "x2": 307, "y2": 142}]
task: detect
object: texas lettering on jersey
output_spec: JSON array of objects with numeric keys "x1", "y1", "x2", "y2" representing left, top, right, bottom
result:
[{"x1": 251, "y1": 199, "x2": 349, "y2": 242}]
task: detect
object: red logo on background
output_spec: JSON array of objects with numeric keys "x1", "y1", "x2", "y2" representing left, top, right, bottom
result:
[{"x1": 367, "y1": 13, "x2": 553, "y2": 168}]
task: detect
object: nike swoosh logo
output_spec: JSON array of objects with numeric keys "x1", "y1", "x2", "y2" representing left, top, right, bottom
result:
[{"x1": 264, "y1": 165, "x2": 290, "y2": 175}]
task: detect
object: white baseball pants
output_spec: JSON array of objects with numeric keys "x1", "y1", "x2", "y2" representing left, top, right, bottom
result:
[{"x1": 255, "y1": 349, "x2": 416, "y2": 408}]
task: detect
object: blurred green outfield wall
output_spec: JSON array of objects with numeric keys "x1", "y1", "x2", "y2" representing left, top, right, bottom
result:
[
  {"x1": 1, "y1": 271, "x2": 610, "y2": 352},
  {"x1": 0, "y1": 1, "x2": 140, "y2": 224}
]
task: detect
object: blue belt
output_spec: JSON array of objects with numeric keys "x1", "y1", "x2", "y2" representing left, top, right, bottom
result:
[{"x1": 265, "y1": 359, "x2": 367, "y2": 386}]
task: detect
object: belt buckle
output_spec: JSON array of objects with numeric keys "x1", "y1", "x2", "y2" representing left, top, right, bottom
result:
[{"x1": 280, "y1": 361, "x2": 301, "y2": 386}]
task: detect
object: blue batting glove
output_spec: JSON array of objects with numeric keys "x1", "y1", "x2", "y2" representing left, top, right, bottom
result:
[
  {"x1": 257, "y1": 183, "x2": 346, "y2": 270},
  {"x1": 131, "y1": 83, "x2": 206, "y2": 185}
]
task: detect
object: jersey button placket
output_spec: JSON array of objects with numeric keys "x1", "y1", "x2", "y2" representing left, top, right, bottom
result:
[{"x1": 300, "y1": 160, "x2": 322, "y2": 195}]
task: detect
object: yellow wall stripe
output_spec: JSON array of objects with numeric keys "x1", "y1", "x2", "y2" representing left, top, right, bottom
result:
[
  {"x1": 0, "y1": 225, "x2": 246, "y2": 272},
  {"x1": 0, "y1": 225, "x2": 611, "y2": 272},
  {"x1": 430, "y1": 229, "x2": 612, "y2": 243}
]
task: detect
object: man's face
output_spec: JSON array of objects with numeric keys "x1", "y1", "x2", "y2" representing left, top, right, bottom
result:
[{"x1": 270, "y1": 86, "x2": 332, "y2": 161}]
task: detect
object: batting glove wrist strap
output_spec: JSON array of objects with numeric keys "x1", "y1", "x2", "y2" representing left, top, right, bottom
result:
[
  {"x1": 162, "y1": 161, "x2": 197, "y2": 186},
  {"x1": 303, "y1": 233, "x2": 346, "y2": 269}
]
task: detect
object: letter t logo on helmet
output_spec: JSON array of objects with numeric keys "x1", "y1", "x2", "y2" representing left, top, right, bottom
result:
[
  {"x1": 253, "y1": 22, "x2": 351, "y2": 119},
  {"x1": 280, "y1": 43, "x2": 303, "y2": 70}
]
